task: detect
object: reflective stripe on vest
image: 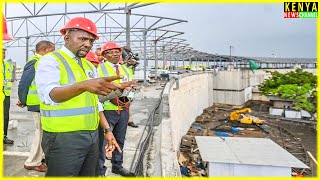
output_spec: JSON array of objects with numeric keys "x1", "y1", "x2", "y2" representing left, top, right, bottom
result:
[
  {"x1": 41, "y1": 106, "x2": 95, "y2": 117},
  {"x1": 28, "y1": 89, "x2": 37, "y2": 94},
  {"x1": 52, "y1": 52, "x2": 76, "y2": 84},
  {"x1": 100, "y1": 63, "x2": 109, "y2": 77},
  {"x1": 97, "y1": 62, "x2": 130, "y2": 111},
  {"x1": 122, "y1": 66, "x2": 134, "y2": 81},
  {"x1": 84, "y1": 60, "x2": 94, "y2": 71},
  {"x1": 26, "y1": 55, "x2": 41, "y2": 106},
  {"x1": 3, "y1": 61, "x2": 13, "y2": 96},
  {"x1": 40, "y1": 50, "x2": 99, "y2": 132},
  {"x1": 122, "y1": 66, "x2": 130, "y2": 80}
]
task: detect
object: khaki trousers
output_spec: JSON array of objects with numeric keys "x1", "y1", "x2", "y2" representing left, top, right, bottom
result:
[
  {"x1": 24, "y1": 112, "x2": 43, "y2": 166},
  {"x1": 128, "y1": 108, "x2": 133, "y2": 123}
]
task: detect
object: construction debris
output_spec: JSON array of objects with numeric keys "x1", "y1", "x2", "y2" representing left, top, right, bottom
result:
[{"x1": 178, "y1": 103, "x2": 313, "y2": 177}]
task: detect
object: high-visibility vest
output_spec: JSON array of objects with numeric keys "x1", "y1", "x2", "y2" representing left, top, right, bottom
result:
[
  {"x1": 3, "y1": 60, "x2": 13, "y2": 96},
  {"x1": 26, "y1": 55, "x2": 41, "y2": 106},
  {"x1": 40, "y1": 50, "x2": 99, "y2": 132},
  {"x1": 97, "y1": 62, "x2": 130, "y2": 111},
  {"x1": 123, "y1": 66, "x2": 134, "y2": 81}
]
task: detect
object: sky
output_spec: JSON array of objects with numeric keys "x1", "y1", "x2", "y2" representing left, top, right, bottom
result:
[
  {"x1": 135, "y1": 4, "x2": 316, "y2": 57},
  {"x1": 3, "y1": 3, "x2": 317, "y2": 67}
]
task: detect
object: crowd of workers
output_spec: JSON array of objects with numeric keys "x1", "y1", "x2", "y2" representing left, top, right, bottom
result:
[{"x1": 2, "y1": 14, "x2": 140, "y2": 176}]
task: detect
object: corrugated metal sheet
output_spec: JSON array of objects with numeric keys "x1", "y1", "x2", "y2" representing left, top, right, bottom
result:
[{"x1": 195, "y1": 136, "x2": 308, "y2": 168}]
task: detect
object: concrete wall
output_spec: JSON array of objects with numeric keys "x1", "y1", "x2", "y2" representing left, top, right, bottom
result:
[
  {"x1": 274, "y1": 101, "x2": 293, "y2": 109},
  {"x1": 212, "y1": 68, "x2": 317, "y2": 105},
  {"x1": 160, "y1": 72, "x2": 214, "y2": 176},
  {"x1": 169, "y1": 72, "x2": 213, "y2": 151},
  {"x1": 252, "y1": 88, "x2": 270, "y2": 101}
]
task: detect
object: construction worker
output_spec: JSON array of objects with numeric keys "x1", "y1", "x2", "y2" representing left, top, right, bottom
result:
[
  {"x1": 95, "y1": 47, "x2": 106, "y2": 63},
  {"x1": 2, "y1": 48, "x2": 14, "y2": 145},
  {"x1": 123, "y1": 57, "x2": 139, "y2": 128},
  {"x1": 97, "y1": 42, "x2": 135, "y2": 177},
  {"x1": 2, "y1": 14, "x2": 14, "y2": 145},
  {"x1": 85, "y1": 51, "x2": 100, "y2": 68},
  {"x1": 17, "y1": 40, "x2": 55, "y2": 172},
  {"x1": 35, "y1": 17, "x2": 134, "y2": 176}
]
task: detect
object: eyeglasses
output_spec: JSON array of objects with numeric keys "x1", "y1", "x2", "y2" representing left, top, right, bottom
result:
[{"x1": 105, "y1": 50, "x2": 120, "y2": 54}]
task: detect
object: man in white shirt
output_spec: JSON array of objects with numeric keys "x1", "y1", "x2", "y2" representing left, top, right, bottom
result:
[{"x1": 35, "y1": 17, "x2": 134, "y2": 176}]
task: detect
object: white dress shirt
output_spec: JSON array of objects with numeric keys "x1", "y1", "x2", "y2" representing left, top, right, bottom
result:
[
  {"x1": 34, "y1": 53, "x2": 42, "y2": 58},
  {"x1": 35, "y1": 46, "x2": 103, "y2": 111}
]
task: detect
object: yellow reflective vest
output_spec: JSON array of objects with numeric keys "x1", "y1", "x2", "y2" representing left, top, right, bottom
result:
[
  {"x1": 40, "y1": 50, "x2": 99, "y2": 132},
  {"x1": 26, "y1": 55, "x2": 41, "y2": 106},
  {"x1": 3, "y1": 60, "x2": 13, "y2": 96},
  {"x1": 97, "y1": 62, "x2": 130, "y2": 111},
  {"x1": 123, "y1": 65, "x2": 134, "y2": 81}
]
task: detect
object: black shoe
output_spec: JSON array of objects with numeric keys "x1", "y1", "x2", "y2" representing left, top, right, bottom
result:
[
  {"x1": 3, "y1": 136, "x2": 14, "y2": 144},
  {"x1": 128, "y1": 122, "x2": 139, "y2": 128},
  {"x1": 112, "y1": 167, "x2": 136, "y2": 177}
]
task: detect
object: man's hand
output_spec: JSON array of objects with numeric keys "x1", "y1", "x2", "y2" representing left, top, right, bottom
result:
[
  {"x1": 119, "y1": 80, "x2": 138, "y2": 90},
  {"x1": 81, "y1": 76, "x2": 125, "y2": 96},
  {"x1": 16, "y1": 100, "x2": 25, "y2": 108},
  {"x1": 104, "y1": 131, "x2": 122, "y2": 154},
  {"x1": 50, "y1": 76, "x2": 125, "y2": 103}
]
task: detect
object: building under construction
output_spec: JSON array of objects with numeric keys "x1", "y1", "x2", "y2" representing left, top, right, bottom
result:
[{"x1": 2, "y1": 2, "x2": 317, "y2": 177}]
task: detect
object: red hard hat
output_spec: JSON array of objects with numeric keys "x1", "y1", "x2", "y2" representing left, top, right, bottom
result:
[
  {"x1": 101, "y1": 42, "x2": 122, "y2": 54},
  {"x1": 60, "y1": 17, "x2": 99, "y2": 40},
  {"x1": 3, "y1": 14, "x2": 13, "y2": 40},
  {"x1": 85, "y1": 51, "x2": 100, "y2": 64}
]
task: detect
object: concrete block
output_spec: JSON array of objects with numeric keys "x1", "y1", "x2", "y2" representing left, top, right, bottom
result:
[
  {"x1": 285, "y1": 110, "x2": 302, "y2": 119},
  {"x1": 269, "y1": 107, "x2": 283, "y2": 116}
]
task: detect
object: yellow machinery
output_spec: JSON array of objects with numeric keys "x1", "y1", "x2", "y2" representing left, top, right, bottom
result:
[
  {"x1": 229, "y1": 108, "x2": 263, "y2": 124},
  {"x1": 229, "y1": 108, "x2": 252, "y2": 121}
]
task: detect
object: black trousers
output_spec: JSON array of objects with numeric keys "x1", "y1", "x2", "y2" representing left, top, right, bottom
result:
[
  {"x1": 42, "y1": 129, "x2": 99, "y2": 176},
  {"x1": 3, "y1": 95, "x2": 10, "y2": 137},
  {"x1": 98, "y1": 110, "x2": 129, "y2": 175}
]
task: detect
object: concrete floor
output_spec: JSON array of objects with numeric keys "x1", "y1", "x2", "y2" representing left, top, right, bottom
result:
[{"x1": 3, "y1": 75, "x2": 164, "y2": 177}]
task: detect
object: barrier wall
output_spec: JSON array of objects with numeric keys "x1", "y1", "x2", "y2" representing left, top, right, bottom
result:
[{"x1": 160, "y1": 72, "x2": 213, "y2": 176}]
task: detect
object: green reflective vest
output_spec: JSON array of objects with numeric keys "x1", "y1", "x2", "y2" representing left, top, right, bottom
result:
[
  {"x1": 3, "y1": 61, "x2": 13, "y2": 96},
  {"x1": 123, "y1": 66, "x2": 134, "y2": 81},
  {"x1": 26, "y1": 55, "x2": 41, "y2": 106},
  {"x1": 40, "y1": 50, "x2": 99, "y2": 132},
  {"x1": 97, "y1": 62, "x2": 130, "y2": 111}
]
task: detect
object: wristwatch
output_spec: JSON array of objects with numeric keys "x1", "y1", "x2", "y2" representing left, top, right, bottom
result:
[{"x1": 103, "y1": 127, "x2": 113, "y2": 133}]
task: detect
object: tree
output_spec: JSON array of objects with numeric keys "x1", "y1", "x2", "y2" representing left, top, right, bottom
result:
[{"x1": 258, "y1": 68, "x2": 317, "y2": 119}]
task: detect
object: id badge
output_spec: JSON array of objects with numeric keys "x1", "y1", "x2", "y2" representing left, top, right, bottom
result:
[
  {"x1": 120, "y1": 76, "x2": 129, "y2": 83},
  {"x1": 85, "y1": 70, "x2": 95, "y2": 79}
]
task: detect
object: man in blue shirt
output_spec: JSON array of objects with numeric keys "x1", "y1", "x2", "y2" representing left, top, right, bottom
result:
[{"x1": 17, "y1": 40, "x2": 55, "y2": 172}]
